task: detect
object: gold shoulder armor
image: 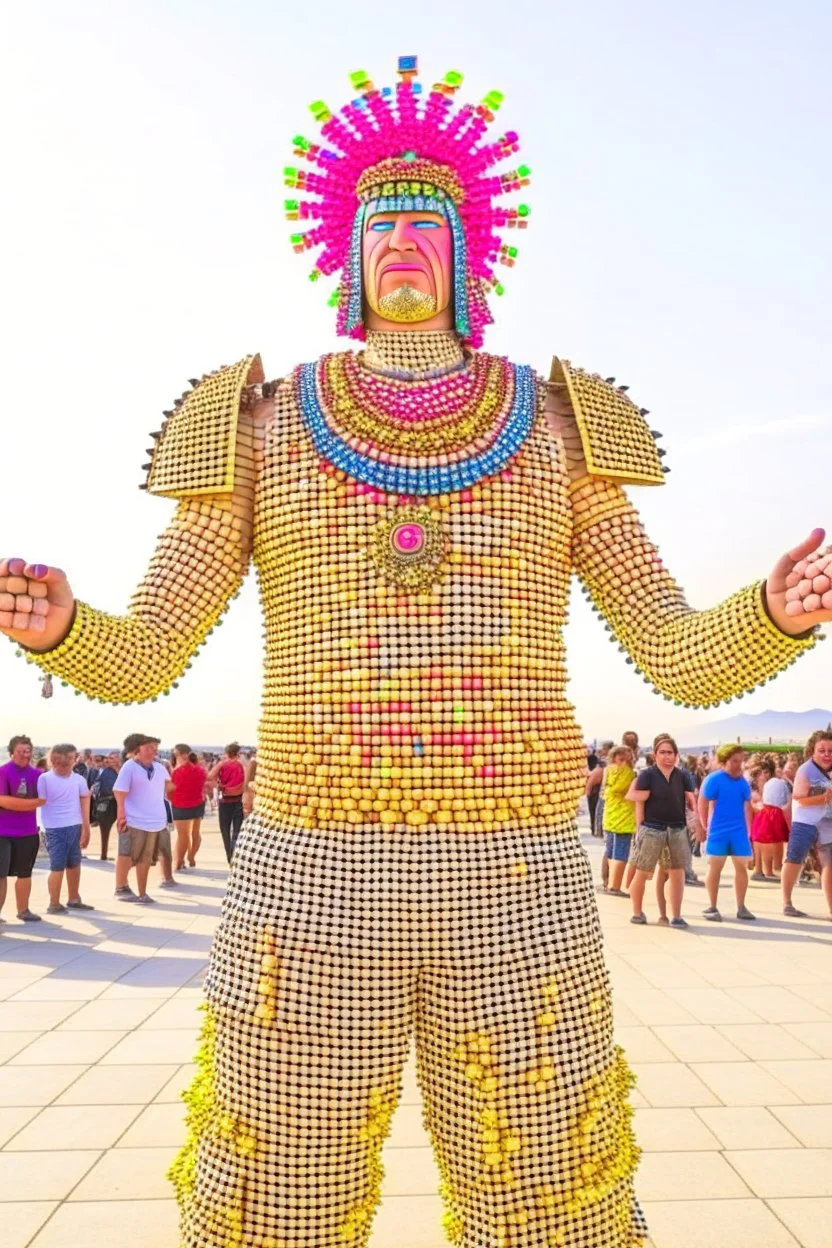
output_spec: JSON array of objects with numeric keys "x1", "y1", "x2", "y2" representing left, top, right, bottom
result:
[
  {"x1": 549, "y1": 357, "x2": 666, "y2": 487},
  {"x1": 144, "y1": 355, "x2": 264, "y2": 498}
]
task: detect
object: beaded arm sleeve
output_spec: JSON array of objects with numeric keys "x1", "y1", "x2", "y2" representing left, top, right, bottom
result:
[
  {"x1": 569, "y1": 475, "x2": 817, "y2": 709},
  {"x1": 23, "y1": 361, "x2": 266, "y2": 704}
]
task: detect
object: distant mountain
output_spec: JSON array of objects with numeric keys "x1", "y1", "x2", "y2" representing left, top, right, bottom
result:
[{"x1": 682, "y1": 708, "x2": 832, "y2": 747}]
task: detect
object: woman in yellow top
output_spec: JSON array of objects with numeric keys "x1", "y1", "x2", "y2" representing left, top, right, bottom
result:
[{"x1": 602, "y1": 746, "x2": 638, "y2": 894}]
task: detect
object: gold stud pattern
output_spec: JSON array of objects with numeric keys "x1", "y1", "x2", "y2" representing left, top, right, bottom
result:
[
  {"x1": 570, "y1": 475, "x2": 816, "y2": 706},
  {"x1": 15, "y1": 337, "x2": 817, "y2": 1248},
  {"x1": 173, "y1": 822, "x2": 648, "y2": 1247},
  {"x1": 550, "y1": 358, "x2": 665, "y2": 486},
  {"x1": 147, "y1": 357, "x2": 263, "y2": 498}
]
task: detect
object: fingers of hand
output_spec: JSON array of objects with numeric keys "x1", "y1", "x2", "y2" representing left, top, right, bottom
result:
[
  {"x1": 782, "y1": 545, "x2": 832, "y2": 616},
  {"x1": 0, "y1": 581, "x2": 51, "y2": 632},
  {"x1": 787, "y1": 527, "x2": 826, "y2": 565}
]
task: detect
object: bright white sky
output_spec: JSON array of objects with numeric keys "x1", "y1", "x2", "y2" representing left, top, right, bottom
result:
[{"x1": 1, "y1": 0, "x2": 830, "y2": 749}]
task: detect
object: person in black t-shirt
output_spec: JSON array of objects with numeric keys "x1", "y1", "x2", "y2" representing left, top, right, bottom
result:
[{"x1": 625, "y1": 735, "x2": 697, "y2": 928}]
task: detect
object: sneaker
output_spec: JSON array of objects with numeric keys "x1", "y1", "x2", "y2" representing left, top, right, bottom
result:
[
  {"x1": 115, "y1": 886, "x2": 138, "y2": 902},
  {"x1": 783, "y1": 903, "x2": 808, "y2": 918},
  {"x1": 66, "y1": 899, "x2": 95, "y2": 911},
  {"x1": 158, "y1": 880, "x2": 178, "y2": 889},
  {"x1": 17, "y1": 909, "x2": 42, "y2": 922},
  {"x1": 670, "y1": 916, "x2": 689, "y2": 929},
  {"x1": 607, "y1": 889, "x2": 629, "y2": 898},
  {"x1": 685, "y1": 873, "x2": 702, "y2": 886},
  {"x1": 703, "y1": 906, "x2": 722, "y2": 921},
  {"x1": 134, "y1": 894, "x2": 156, "y2": 904},
  {"x1": 736, "y1": 905, "x2": 756, "y2": 921},
  {"x1": 630, "y1": 913, "x2": 648, "y2": 925},
  {"x1": 750, "y1": 872, "x2": 768, "y2": 882},
  {"x1": 46, "y1": 903, "x2": 68, "y2": 915}
]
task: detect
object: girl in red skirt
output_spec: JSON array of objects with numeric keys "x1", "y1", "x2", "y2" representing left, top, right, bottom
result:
[{"x1": 751, "y1": 759, "x2": 791, "y2": 879}]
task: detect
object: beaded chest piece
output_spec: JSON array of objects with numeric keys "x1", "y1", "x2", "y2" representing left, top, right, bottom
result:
[{"x1": 295, "y1": 345, "x2": 540, "y2": 497}]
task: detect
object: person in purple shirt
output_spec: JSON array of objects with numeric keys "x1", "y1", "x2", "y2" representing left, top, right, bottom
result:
[{"x1": 0, "y1": 734, "x2": 46, "y2": 923}]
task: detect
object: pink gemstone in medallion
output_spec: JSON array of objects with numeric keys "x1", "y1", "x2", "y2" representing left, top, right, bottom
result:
[{"x1": 391, "y1": 522, "x2": 425, "y2": 555}]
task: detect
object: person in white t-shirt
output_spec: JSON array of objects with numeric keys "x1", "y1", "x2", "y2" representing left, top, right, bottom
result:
[
  {"x1": 113, "y1": 734, "x2": 168, "y2": 905},
  {"x1": 37, "y1": 744, "x2": 93, "y2": 914}
]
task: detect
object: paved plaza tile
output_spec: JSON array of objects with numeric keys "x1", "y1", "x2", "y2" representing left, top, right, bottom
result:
[{"x1": 0, "y1": 824, "x2": 830, "y2": 1246}]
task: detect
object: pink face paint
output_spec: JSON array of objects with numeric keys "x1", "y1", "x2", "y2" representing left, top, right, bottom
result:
[{"x1": 363, "y1": 211, "x2": 454, "y2": 317}]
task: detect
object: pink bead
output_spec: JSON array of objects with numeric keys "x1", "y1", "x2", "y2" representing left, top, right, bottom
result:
[
  {"x1": 785, "y1": 571, "x2": 801, "y2": 588},
  {"x1": 785, "y1": 600, "x2": 806, "y2": 616},
  {"x1": 822, "y1": 590, "x2": 832, "y2": 610},
  {"x1": 813, "y1": 575, "x2": 830, "y2": 594},
  {"x1": 803, "y1": 593, "x2": 822, "y2": 612}
]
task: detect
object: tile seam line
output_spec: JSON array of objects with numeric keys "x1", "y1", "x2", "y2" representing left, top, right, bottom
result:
[
  {"x1": 18, "y1": 1148, "x2": 104, "y2": 1248},
  {"x1": 691, "y1": 1105, "x2": 805, "y2": 1150}
]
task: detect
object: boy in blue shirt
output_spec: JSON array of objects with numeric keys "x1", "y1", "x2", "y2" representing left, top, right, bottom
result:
[{"x1": 698, "y1": 745, "x2": 754, "y2": 921}]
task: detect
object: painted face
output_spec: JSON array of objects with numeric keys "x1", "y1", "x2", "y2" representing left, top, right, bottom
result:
[{"x1": 363, "y1": 210, "x2": 453, "y2": 325}]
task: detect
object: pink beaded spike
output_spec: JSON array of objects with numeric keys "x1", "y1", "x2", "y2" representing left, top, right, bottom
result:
[{"x1": 284, "y1": 56, "x2": 531, "y2": 347}]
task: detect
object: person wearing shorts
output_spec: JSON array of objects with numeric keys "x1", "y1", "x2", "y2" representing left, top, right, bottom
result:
[
  {"x1": 167, "y1": 744, "x2": 207, "y2": 870},
  {"x1": 38, "y1": 743, "x2": 95, "y2": 914},
  {"x1": 782, "y1": 731, "x2": 832, "y2": 920},
  {"x1": 627, "y1": 735, "x2": 696, "y2": 928},
  {"x1": 113, "y1": 734, "x2": 168, "y2": 904},
  {"x1": 0, "y1": 734, "x2": 45, "y2": 923},
  {"x1": 698, "y1": 744, "x2": 755, "y2": 922},
  {"x1": 750, "y1": 760, "x2": 791, "y2": 880},
  {"x1": 600, "y1": 745, "x2": 636, "y2": 895}
]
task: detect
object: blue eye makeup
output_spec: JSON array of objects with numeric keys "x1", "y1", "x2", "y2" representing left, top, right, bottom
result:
[{"x1": 368, "y1": 219, "x2": 442, "y2": 232}]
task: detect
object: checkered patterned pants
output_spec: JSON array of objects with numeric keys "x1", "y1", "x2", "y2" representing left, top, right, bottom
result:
[{"x1": 179, "y1": 817, "x2": 647, "y2": 1247}]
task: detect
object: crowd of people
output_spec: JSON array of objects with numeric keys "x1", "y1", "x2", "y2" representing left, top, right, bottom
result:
[
  {"x1": 1, "y1": 725, "x2": 830, "y2": 930},
  {"x1": 0, "y1": 733, "x2": 256, "y2": 923},
  {"x1": 586, "y1": 729, "x2": 832, "y2": 927}
]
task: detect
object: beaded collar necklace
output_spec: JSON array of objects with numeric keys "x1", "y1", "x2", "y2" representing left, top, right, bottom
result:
[{"x1": 296, "y1": 352, "x2": 538, "y2": 495}]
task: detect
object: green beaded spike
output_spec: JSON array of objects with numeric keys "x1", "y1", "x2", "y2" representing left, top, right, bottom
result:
[
  {"x1": 292, "y1": 135, "x2": 311, "y2": 151},
  {"x1": 444, "y1": 70, "x2": 464, "y2": 87},
  {"x1": 309, "y1": 100, "x2": 332, "y2": 123},
  {"x1": 483, "y1": 89, "x2": 504, "y2": 110}
]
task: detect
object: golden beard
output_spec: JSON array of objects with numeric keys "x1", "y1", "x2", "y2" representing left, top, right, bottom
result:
[{"x1": 375, "y1": 284, "x2": 438, "y2": 323}]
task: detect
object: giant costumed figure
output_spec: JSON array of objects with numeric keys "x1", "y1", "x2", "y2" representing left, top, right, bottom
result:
[{"x1": 1, "y1": 56, "x2": 830, "y2": 1248}]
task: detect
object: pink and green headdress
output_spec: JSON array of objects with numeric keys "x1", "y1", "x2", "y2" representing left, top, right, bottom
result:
[{"x1": 284, "y1": 56, "x2": 531, "y2": 348}]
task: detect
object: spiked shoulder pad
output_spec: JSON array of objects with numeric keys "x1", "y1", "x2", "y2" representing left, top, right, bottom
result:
[
  {"x1": 143, "y1": 355, "x2": 263, "y2": 498},
  {"x1": 549, "y1": 357, "x2": 667, "y2": 486}
]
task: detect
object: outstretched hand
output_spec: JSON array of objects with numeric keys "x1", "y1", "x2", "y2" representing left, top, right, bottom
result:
[
  {"x1": 766, "y1": 529, "x2": 832, "y2": 636},
  {"x1": 0, "y1": 559, "x2": 75, "y2": 651}
]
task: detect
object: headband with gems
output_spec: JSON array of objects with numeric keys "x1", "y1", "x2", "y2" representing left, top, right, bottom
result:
[{"x1": 284, "y1": 55, "x2": 531, "y2": 348}]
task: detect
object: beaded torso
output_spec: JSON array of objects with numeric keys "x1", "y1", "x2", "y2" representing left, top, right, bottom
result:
[{"x1": 252, "y1": 333, "x2": 586, "y2": 834}]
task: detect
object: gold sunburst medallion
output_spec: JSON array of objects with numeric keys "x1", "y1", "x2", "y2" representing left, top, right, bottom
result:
[{"x1": 371, "y1": 507, "x2": 450, "y2": 590}]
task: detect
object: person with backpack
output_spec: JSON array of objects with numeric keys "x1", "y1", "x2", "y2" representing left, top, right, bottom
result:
[{"x1": 209, "y1": 742, "x2": 246, "y2": 863}]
